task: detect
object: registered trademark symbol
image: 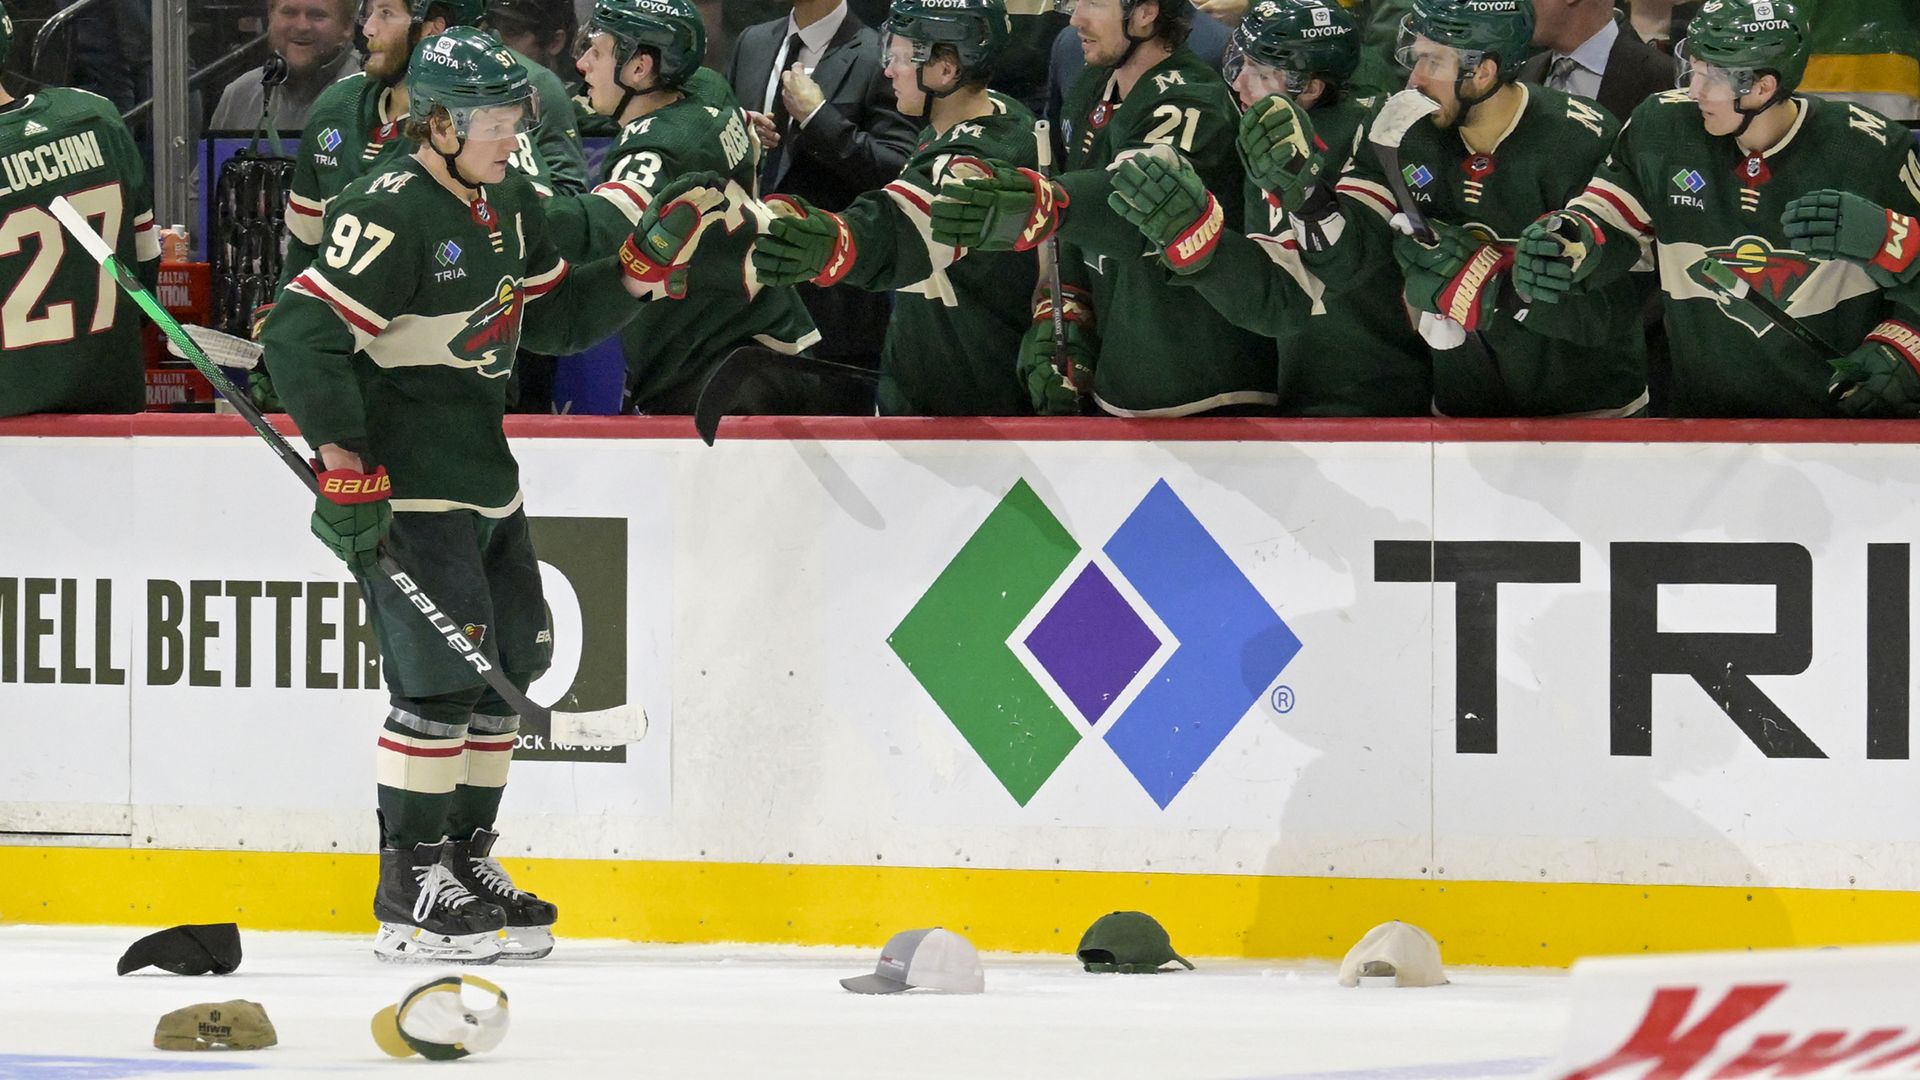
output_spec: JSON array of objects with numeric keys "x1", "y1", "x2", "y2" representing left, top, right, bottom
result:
[{"x1": 1270, "y1": 685, "x2": 1295, "y2": 714}]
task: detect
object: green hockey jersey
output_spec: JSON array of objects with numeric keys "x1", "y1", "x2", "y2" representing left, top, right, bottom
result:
[
  {"x1": 0, "y1": 89, "x2": 160, "y2": 417},
  {"x1": 261, "y1": 157, "x2": 645, "y2": 514},
  {"x1": 831, "y1": 92, "x2": 1038, "y2": 416},
  {"x1": 1568, "y1": 92, "x2": 1920, "y2": 417},
  {"x1": 1057, "y1": 47, "x2": 1276, "y2": 416},
  {"x1": 542, "y1": 67, "x2": 818, "y2": 411},
  {"x1": 1327, "y1": 84, "x2": 1648, "y2": 416},
  {"x1": 281, "y1": 51, "x2": 587, "y2": 287},
  {"x1": 1173, "y1": 93, "x2": 1431, "y2": 416}
]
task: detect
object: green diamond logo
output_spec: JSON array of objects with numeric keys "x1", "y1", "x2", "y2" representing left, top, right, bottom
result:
[{"x1": 887, "y1": 480, "x2": 1080, "y2": 805}]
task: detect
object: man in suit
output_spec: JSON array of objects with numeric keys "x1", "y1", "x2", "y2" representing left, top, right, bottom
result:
[
  {"x1": 1520, "y1": 0, "x2": 1671, "y2": 121},
  {"x1": 727, "y1": 0, "x2": 916, "y2": 382}
]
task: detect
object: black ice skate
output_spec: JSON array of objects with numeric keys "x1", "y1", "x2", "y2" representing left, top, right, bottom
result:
[
  {"x1": 448, "y1": 828, "x2": 559, "y2": 960},
  {"x1": 372, "y1": 839, "x2": 507, "y2": 964}
]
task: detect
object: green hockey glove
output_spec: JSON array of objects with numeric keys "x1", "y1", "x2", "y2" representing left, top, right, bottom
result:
[
  {"x1": 1830, "y1": 319, "x2": 1920, "y2": 417},
  {"x1": 752, "y1": 194, "x2": 856, "y2": 287},
  {"x1": 310, "y1": 461, "x2": 392, "y2": 577},
  {"x1": 1235, "y1": 94, "x2": 1326, "y2": 213},
  {"x1": 1394, "y1": 219, "x2": 1511, "y2": 331},
  {"x1": 930, "y1": 161, "x2": 1070, "y2": 252},
  {"x1": 620, "y1": 171, "x2": 728, "y2": 299},
  {"x1": 1019, "y1": 286, "x2": 1096, "y2": 414},
  {"x1": 1108, "y1": 145, "x2": 1224, "y2": 274},
  {"x1": 1513, "y1": 210, "x2": 1605, "y2": 304},
  {"x1": 1783, "y1": 190, "x2": 1920, "y2": 290},
  {"x1": 247, "y1": 368, "x2": 282, "y2": 412}
]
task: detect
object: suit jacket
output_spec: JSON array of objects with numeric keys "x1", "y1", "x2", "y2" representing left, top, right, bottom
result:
[
  {"x1": 725, "y1": 12, "x2": 916, "y2": 373},
  {"x1": 725, "y1": 13, "x2": 916, "y2": 207},
  {"x1": 1519, "y1": 18, "x2": 1674, "y2": 122}
]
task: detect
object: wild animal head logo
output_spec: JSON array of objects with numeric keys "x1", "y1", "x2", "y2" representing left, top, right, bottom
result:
[{"x1": 452, "y1": 277, "x2": 523, "y2": 378}]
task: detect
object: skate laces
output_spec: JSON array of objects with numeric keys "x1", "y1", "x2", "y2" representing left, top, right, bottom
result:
[
  {"x1": 412, "y1": 861, "x2": 484, "y2": 923},
  {"x1": 469, "y1": 856, "x2": 526, "y2": 901}
]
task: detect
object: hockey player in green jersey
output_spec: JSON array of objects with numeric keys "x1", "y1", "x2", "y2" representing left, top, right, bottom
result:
[
  {"x1": 748, "y1": 0, "x2": 1039, "y2": 416},
  {"x1": 0, "y1": 4, "x2": 163, "y2": 416},
  {"x1": 1275, "y1": 0, "x2": 1647, "y2": 416},
  {"x1": 546, "y1": 0, "x2": 819, "y2": 412},
  {"x1": 276, "y1": 0, "x2": 589, "y2": 304},
  {"x1": 259, "y1": 29, "x2": 711, "y2": 962},
  {"x1": 1515, "y1": 0, "x2": 1920, "y2": 417},
  {"x1": 930, "y1": 0, "x2": 1275, "y2": 416},
  {"x1": 1108, "y1": 0, "x2": 1431, "y2": 415}
]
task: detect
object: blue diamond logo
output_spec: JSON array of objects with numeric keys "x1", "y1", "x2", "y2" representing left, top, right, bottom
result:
[
  {"x1": 1025, "y1": 564, "x2": 1162, "y2": 726},
  {"x1": 1674, "y1": 168, "x2": 1706, "y2": 194},
  {"x1": 1404, "y1": 164, "x2": 1434, "y2": 189},
  {"x1": 435, "y1": 240, "x2": 462, "y2": 267},
  {"x1": 319, "y1": 127, "x2": 342, "y2": 153}
]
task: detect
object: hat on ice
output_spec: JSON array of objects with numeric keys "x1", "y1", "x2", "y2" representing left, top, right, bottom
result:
[
  {"x1": 153, "y1": 1000, "x2": 277, "y2": 1051},
  {"x1": 1076, "y1": 911, "x2": 1194, "y2": 973},
  {"x1": 118, "y1": 923, "x2": 243, "y2": 976},
  {"x1": 840, "y1": 928, "x2": 985, "y2": 994},
  {"x1": 372, "y1": 974, "x2": 512, "y2": 1060},
  {"x1": 1338, "y1": 921, "x2": 1448, "y2": 988}
]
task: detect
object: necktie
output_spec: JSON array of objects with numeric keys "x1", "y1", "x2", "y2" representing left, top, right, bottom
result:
[
  {"x1": 1548, "y1": 56, "x2": 1582, "y2": 91},
  {"x1": 761, "y1": 32, "x2": 807, "y2": 193}
]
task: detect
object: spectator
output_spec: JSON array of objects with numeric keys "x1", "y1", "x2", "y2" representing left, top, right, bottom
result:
[
  {"x1": 1519, "y1": 0, "x2": 1669, "y2": 122},
  {"x1": 726, "y1": 0, "x2": 915, "y2": 379},
  {"x1": 488, "y1": 0, "x2": 578, "y2": 83},
  {"x1": 207, "y1": 0, "x2": 360, "y2": 133},
  {"x1": 1623, "y1": 0, "x2": 1696, "y2": 54}
]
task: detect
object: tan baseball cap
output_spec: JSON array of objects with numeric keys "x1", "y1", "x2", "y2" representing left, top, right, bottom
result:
[
  {"x1": 1337, "y1": 921, "x2": 1448, "y2": 988},
  {"x1": 153, "y1": 1000, "x2": 278, "y2": 1051}
]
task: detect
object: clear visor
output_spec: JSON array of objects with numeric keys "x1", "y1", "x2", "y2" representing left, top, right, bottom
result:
[
  {"x1": 1225, "y1": 42, "x2": 1304, "y2": 104},
  {"x1": 1673, "y1": 38, "x2": 1750, "y2": 104},
  {"x1": 878, "y1": 30, "x2": 935, "y2": 74},
  {"x1": 446, "y1": 92, "x2": 539, "y2": 141},
  {"x1": 1394, "y1": 23, "x2": 1466, "y2": 81}
]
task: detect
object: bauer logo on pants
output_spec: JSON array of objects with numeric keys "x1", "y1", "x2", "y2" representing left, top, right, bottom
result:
[{"x1": 890, "y1": 480, "x2": 1301, "y2": 808}]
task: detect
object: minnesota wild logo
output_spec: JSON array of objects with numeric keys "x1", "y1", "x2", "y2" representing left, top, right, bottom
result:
[
  {"x1": 1699, "y1": 235, "x2": 1815, "y2": 336},
  {"x1": 453, "y1": 277, "x2": 522, "y2": 378}
]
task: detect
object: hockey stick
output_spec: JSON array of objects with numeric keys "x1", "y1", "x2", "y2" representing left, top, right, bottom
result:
[
  {"x1": 165, "y1": 322, "x2": 264, "y2": 370},
  {"x1": 692, "y1": 345, "x2": 881, "y2": 445},
  {"x1": 1687, "y1": 256, "x2": 1845, "y2": 359},
  {"x1": 51, "y1": 195, "x2": 648, "y2": 747},
  {"x1": 1368, "y1": 90, "x2": 1444, "y2": 246},
  {"x1": 1369, "y1": 90, "x2": 1509, "y2": 405},
  {"x1": 1034, "y1": 119, "x2": 1076, "y2": 392}
]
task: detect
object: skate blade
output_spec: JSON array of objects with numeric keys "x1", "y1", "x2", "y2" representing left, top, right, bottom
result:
[
  {"x1": 373, "y1": 924, "x2": 503, "y2": 964},
  {"x1": 496, "y1": 925, "x2": 555, "y2": 961}
]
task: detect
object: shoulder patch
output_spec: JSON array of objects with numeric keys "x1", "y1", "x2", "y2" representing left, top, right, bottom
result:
[
  {"x1": 1565, "y1": 96, "x2": 1609, "y2": 140},
  {"x1": 1152, "y1": 70, "x2": 1187, "y2": 94},
  {"x1": 1844, "y1": 102, "x2": 1897, "y2": 148}
]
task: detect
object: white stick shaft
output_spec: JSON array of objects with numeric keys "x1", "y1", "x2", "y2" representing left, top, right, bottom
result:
[{"x1": 49, "y1": 196, "x2": 116, "y2": 264}]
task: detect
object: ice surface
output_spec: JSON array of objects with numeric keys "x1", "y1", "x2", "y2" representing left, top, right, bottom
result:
[{"x1": 0, "y1": 926, "x2": 1570, "y2": 1079}]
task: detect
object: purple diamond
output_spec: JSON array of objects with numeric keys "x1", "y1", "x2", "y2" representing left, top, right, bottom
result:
[{"x1": 1024, "y1": 564, "x2": 1161, "y2": 725}]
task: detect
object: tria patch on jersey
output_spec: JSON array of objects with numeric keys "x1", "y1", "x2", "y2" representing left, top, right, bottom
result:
[
  {"x1": 455, "y1": 277, "x2": 522, "y2": 378},
  {"x1": 1670, "y1": 167, "x2": 1708, "y2": 210}
]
